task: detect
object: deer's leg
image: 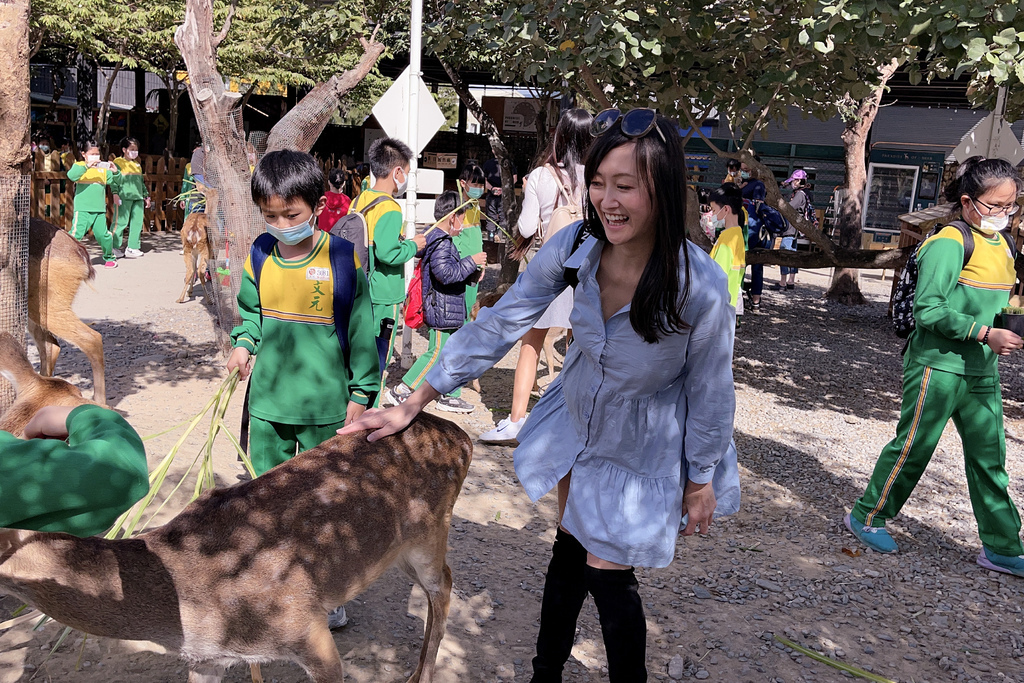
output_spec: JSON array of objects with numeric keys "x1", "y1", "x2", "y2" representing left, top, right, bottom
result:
[
  {"x1": 294, "y1": 621, "x2": 345, "y2": 682},
  {"x1": 46, "y1": 313, "x2": 105, "y2": 405},
  {"x1": 178, "y1": 248, "x2": 195, "y2": 303},
  {"x1": 27, "y1": 318, "x2": 60, "y2": 377},
  {"x1": 400, "y1": 548, "x2": 453, "y2": 683},
  {"x1": 187, "y1": 664, "x2": 226, "y2": 683}
]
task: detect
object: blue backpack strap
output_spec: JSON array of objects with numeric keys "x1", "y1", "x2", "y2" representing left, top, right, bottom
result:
[
  {"x1": 249, "y1": 233, "x2": 277, "y2": 292},
  {"x1": 562, "y1": 221, "x2": 589, "y2": 289},
  {"x1": 326, "y1": 233, "x2": 357, "y2": 365}
]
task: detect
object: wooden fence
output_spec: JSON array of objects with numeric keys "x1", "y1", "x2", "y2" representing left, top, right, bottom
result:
[{"x1": 30, "y1": 151, "x2": 190, "y2": 233}]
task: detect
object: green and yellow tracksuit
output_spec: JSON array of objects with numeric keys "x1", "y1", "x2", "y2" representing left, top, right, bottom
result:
[
  {"x1": 350, "y1": 189, "x2": 414, "y2": 405},
  {"x1": 0, "y1": 405, "x2": 149, "y2": 537},
  {"x1": 113, "y1": 157, "x2": 148, "y2": 251},
  {"x1": 230, "y1": 230, "x2": 380, "y2": 475},
  {"x1": 454, "y1": 185, "x2": 484, "y2": 321},
  {"x1": 67, "y1": 162, "x2": 119, "y2": 262},
  {"x1": 710, "y1": 225, "x2": 746, "y2": 311},
  {"x1": 853, "y1": 225, "x2": 1023, "y2": 556}
]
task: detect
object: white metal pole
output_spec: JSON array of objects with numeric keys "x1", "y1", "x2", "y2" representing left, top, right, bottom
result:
[{"x1": 401, "y1": 0, "x2": 423, "y2": 368}]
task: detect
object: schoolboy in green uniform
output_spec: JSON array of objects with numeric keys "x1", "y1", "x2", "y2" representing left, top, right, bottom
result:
[
  {"x1": 226, "y1": 150, "x2": 380, "y2": 476},
  {"x1": 846, "y1": 157, "x2": 1024, "y2": 577},
  {"x1": 1, "y1": 405, "x2": 149, "y2": 537},
  {"x1": 347, "y1": 138, "x2": 426, "y2": 405},
  {"x1": 455, "y1": 161, "x2": 487, "y2": 321},
  {"x1": 112, "y1": 137, "x2": 151, "y2": 258},
  {"x1": 67, "y1": 141, "x2": 120, "y2": 268}
]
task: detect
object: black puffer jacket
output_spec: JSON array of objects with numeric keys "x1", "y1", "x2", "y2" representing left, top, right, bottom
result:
[{"x1": 421, "y1": 229, "x2": 479, "y2": 331}]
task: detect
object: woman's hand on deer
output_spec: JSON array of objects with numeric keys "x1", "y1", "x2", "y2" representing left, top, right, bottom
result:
[
  {"x1": 339, "y1": 382, "x2": 441, "y2": 442},
  {"x1": 226, "y1": 347, "x2": 252, "y2": 380},
  {"x1": 23, "y1": 406, "x2": 75, "y2": 440}
]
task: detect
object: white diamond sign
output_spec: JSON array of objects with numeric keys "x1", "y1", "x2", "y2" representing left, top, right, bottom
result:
[{"x1": 372, "y1": 67, "x2": 446, "y2": 156}]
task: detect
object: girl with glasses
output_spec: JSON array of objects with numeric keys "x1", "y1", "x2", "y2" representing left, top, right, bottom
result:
[
  {"x1": 341, "y1": 109, "x2": 740, "y2": 681},
  {"x1": 846, "y1": 156, "x2": 1024, "y2": 577}
]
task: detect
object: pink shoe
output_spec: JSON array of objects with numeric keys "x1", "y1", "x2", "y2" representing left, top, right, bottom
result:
[{"x1": 104, "y1": 260, "x2": 118, "y2": 269}]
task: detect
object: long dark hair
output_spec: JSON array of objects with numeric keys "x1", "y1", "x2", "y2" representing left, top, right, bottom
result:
[
  {"x1": 583, "y1": 115, "x2": 690, "y2": 343},
  {"x1": 944, "y1": 156, "x2": 1024, "y2": 218},
  {"x1": 537, "y1": 108, "x2": 593, "y2": 195}
]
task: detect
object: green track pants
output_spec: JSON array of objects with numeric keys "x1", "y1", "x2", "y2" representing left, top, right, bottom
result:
[
  {"x1": 372, "y1": 302, "x2": 400, "y2": 408},
  {"x1": 114, "y1": 199, "x2": 145, "y2": 251},
  {"x1": 70, "y1": 210, "x2": 114, "y2": 262},
  {"x1": 853, "y1": 362, "x2": 1024, "y2": 556},
  {"x1": 402, "y1": 328, "x2": 460, "y2": 398},
  {"x1": 248, "y1": 416, "x2": 346, "y2": 476}
]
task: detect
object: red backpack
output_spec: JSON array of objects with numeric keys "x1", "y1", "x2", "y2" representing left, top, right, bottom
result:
[{"x1": 404, "y1": 260, "x2": 425, "y2": 329}]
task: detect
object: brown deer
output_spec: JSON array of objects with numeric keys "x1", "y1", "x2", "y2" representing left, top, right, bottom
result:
[
  {"x1": 28, "y1": 218, "x2": 106, "y2": 404},
  {"x1": 0, "y1": 332, "x2": 95, "y2": 436},
  {"x1": 177, "y1": 212, "x2": 212, "y2": 304},
  {"x1": 0, "y1": 410, "x2": 473, "y2": 683}
]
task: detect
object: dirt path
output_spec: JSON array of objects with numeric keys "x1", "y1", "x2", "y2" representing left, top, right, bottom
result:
[{"x1": 2, "y1": 234, "x2": 1022, "y2": 683}]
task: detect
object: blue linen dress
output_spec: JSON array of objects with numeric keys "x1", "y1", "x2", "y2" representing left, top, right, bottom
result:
[{"x1": 426, "y1": 224, "x2": 741, "y2": 568}]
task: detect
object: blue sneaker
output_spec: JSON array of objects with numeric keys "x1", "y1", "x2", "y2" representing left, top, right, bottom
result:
[
  {"x1": 844, "y1": 512, "x2": 898, "y2": 554},
  {"x1": 977, "y1": 549, "x2": 1024, "y2": 577}
]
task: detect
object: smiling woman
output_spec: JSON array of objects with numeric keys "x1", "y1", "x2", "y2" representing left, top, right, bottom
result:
[{"x1": 340, "y1": 111, "x2": 739, "y2": 682}]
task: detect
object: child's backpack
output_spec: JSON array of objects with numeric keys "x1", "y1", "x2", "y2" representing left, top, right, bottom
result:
[
  {"x1": 891, "y1": 220, "x2": 1018, "y2": 339},
  {"x1": 743, "y1": 198, "x2": 787, "y2": 243},
  {"x1": 510, "y1": 165, "x2": 582, "y2": 260},
  {"x1": 404, "y1": 260, "x2": 425, "y2": 329},
  {"x1": 330, "y1": 195, "x2": 397, "y2": 272},
  {"x1": 249, "y1": 232, "x2": 368, "y2": 371}
]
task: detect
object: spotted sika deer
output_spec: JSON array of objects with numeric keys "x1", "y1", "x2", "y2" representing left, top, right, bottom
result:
[
  {"x1": 0, "y1": 408, "x2": 473, "y2": 683},
  {"x1": 28, "y1": 218, "x2": 106, "y2": 404}
]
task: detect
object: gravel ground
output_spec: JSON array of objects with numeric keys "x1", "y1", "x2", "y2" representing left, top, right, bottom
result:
[{"x1": 2, "y1": 241, "x2": 1023, "y2": 683}]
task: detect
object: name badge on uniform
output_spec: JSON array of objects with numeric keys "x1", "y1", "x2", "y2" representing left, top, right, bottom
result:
[{"x1": 306, "y1": 266, "x2": 330, "y2": 281}]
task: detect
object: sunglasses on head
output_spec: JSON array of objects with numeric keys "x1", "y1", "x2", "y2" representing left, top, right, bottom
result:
[{"x1": 591, "y1": 107, "x2": 667, "y2": 143}]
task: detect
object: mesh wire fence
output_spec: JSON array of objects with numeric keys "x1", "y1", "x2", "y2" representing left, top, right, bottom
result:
[{"x1": 0, "y1": 174, "x2": 31, "y2": 412}]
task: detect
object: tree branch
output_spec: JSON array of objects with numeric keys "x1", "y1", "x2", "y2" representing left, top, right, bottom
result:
[
  {"x1": 578, "y1": 64, "x2": 611, "y2": 109},
  {"x1": 212, "y1": 0, "x2": 238, "y2": 50},
  {"x1": 741, "y1": 83, "x2": 783, "y2": 152},
  {"x1": 746, "y1": 246, "x2": 911, "y2": 269},
  {"x1": 681, "y1": 107, "x2": 724, "y2": 156}
]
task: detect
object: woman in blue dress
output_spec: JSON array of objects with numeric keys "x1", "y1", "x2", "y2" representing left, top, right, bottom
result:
[{"x1": 341, "y1": 109, "x2": 740, "y2": 682}]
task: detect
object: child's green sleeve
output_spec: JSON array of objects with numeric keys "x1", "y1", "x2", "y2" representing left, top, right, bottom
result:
[
  {"x1": 230, "y1": 256, "x2": 263, "y2": 353},
  {"x1": 0, "y1": 405, "x2": 149, "y2": 537},
  {"x1": 67, "y1": 162, "x2": 86, "y2": 182},
  {"x1": 346, "y1": 258, "x2": 381, "y2": 405}
]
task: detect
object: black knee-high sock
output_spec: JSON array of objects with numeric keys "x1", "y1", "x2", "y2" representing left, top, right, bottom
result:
[
  {"x1": 585, "y1": 565, "x2": 648, "y2": 683},
  {"x1": 530, "y1": 528, "x2": 589, "y2": 683}
]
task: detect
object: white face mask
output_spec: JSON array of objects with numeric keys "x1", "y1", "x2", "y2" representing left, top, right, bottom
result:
[
  {"x1": 85, "y1": 154, "x2": 100, "y2": 164},
  {"x1": 969, "y1": 199, "x2": 1010, "y2": 235},
  {"x1": 266, "y1": 218, "x2": 315, "y2": 246},
  {"x1": 394, "y1": 168, "x2": 409, "y2": 197},
  {"x1": 126, "y1": 150, "x2": 138, "y2": 160}
]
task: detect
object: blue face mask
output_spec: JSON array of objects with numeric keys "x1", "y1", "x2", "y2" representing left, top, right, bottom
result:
[
  {"x1": 467, "y1": 187, "x2": 484, "y2": 199},
  {"x1": 740, "y1": 171, "x2": 751, "y2": 181},
  {"x1": 266, "y1": 217, "x2": 315, "y2": 245}
]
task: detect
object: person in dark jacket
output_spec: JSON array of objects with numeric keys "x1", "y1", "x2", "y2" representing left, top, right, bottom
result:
[{"x1": 386, "y1": 191, "x2": 485, "y2": 413}]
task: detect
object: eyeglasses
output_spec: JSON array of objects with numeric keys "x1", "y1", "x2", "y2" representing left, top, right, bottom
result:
[
  {"x1": 591, "y1": 108, "x2": 667, "y2": 143},
  {"x1": 971, "y1": 197, "x2": 1020, "y2": 217}
]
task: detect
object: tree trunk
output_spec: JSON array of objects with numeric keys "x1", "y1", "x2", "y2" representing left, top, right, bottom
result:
[
  {"x1": 826, "y1": 59, "x2": 900, "y2": 305},
  {"x1": 96, "y1": 65, "x2": 123, "y2": 155},
  {"x1": 0, "y1": 0, "x2": 32, "y2": 412},
  {"x1": 175, "y1": 0, "x2": 257, "y2": 351},
  {"x1": 265, "y1": 38, "x2": 385, "y2": 153},
  {"x1": 75, "y1": 55, "x2": 97, "y2": 144},
  {"x1": 440, "y1": 59, "x2": 522, "y2": 286}
]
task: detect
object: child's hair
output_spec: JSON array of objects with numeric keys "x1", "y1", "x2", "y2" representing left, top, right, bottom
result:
[
  {"x1": 434, "y1": 190, "x2": 468, "y2": 221},
  {"x1": 709, "y1": 183, "x2": 744, "y2": 220},
  {"x1": 78, "y1": 139, "x2": 98, "y2": 154},
  {"x1": 943, "y1": 156, "x2": 1024, "y2": 216},
  {"x1": 251, "y1": 149, "x2": 325, "y2": 210},
  {"x1": 459, "y1": 162, "x2": 485, "y2": 185},
  {"x1": 120, "y1": 137, "x2": 139, "y2": 151},
  {"x1": 328, "y1": 167, "x2": 345, "y2": 190},
  {"x1": 726, "y1": 159, "x2": 741, "y2": 172},
  {"x1": 367, "y1": 138, "x2": 413, "y2": 179}
]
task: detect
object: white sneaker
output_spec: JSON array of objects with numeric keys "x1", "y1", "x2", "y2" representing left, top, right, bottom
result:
[
  {"x1": 125, "y1": 247, "x2": 144, "y2": 258},
  {"x1": 327, "y1": 605, "x2": 348, "y2": 629},
  {"x1": 479, "y1": 416, "x2": 526, "y2": 444},
  {"x1": 385, "y1": 383, "x2": 412, "y2": 406}
]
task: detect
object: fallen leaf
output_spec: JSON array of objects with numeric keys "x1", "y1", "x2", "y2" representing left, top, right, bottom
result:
[{"x1": 842, "y1": 547, "x2": 862, "y2": 557}]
